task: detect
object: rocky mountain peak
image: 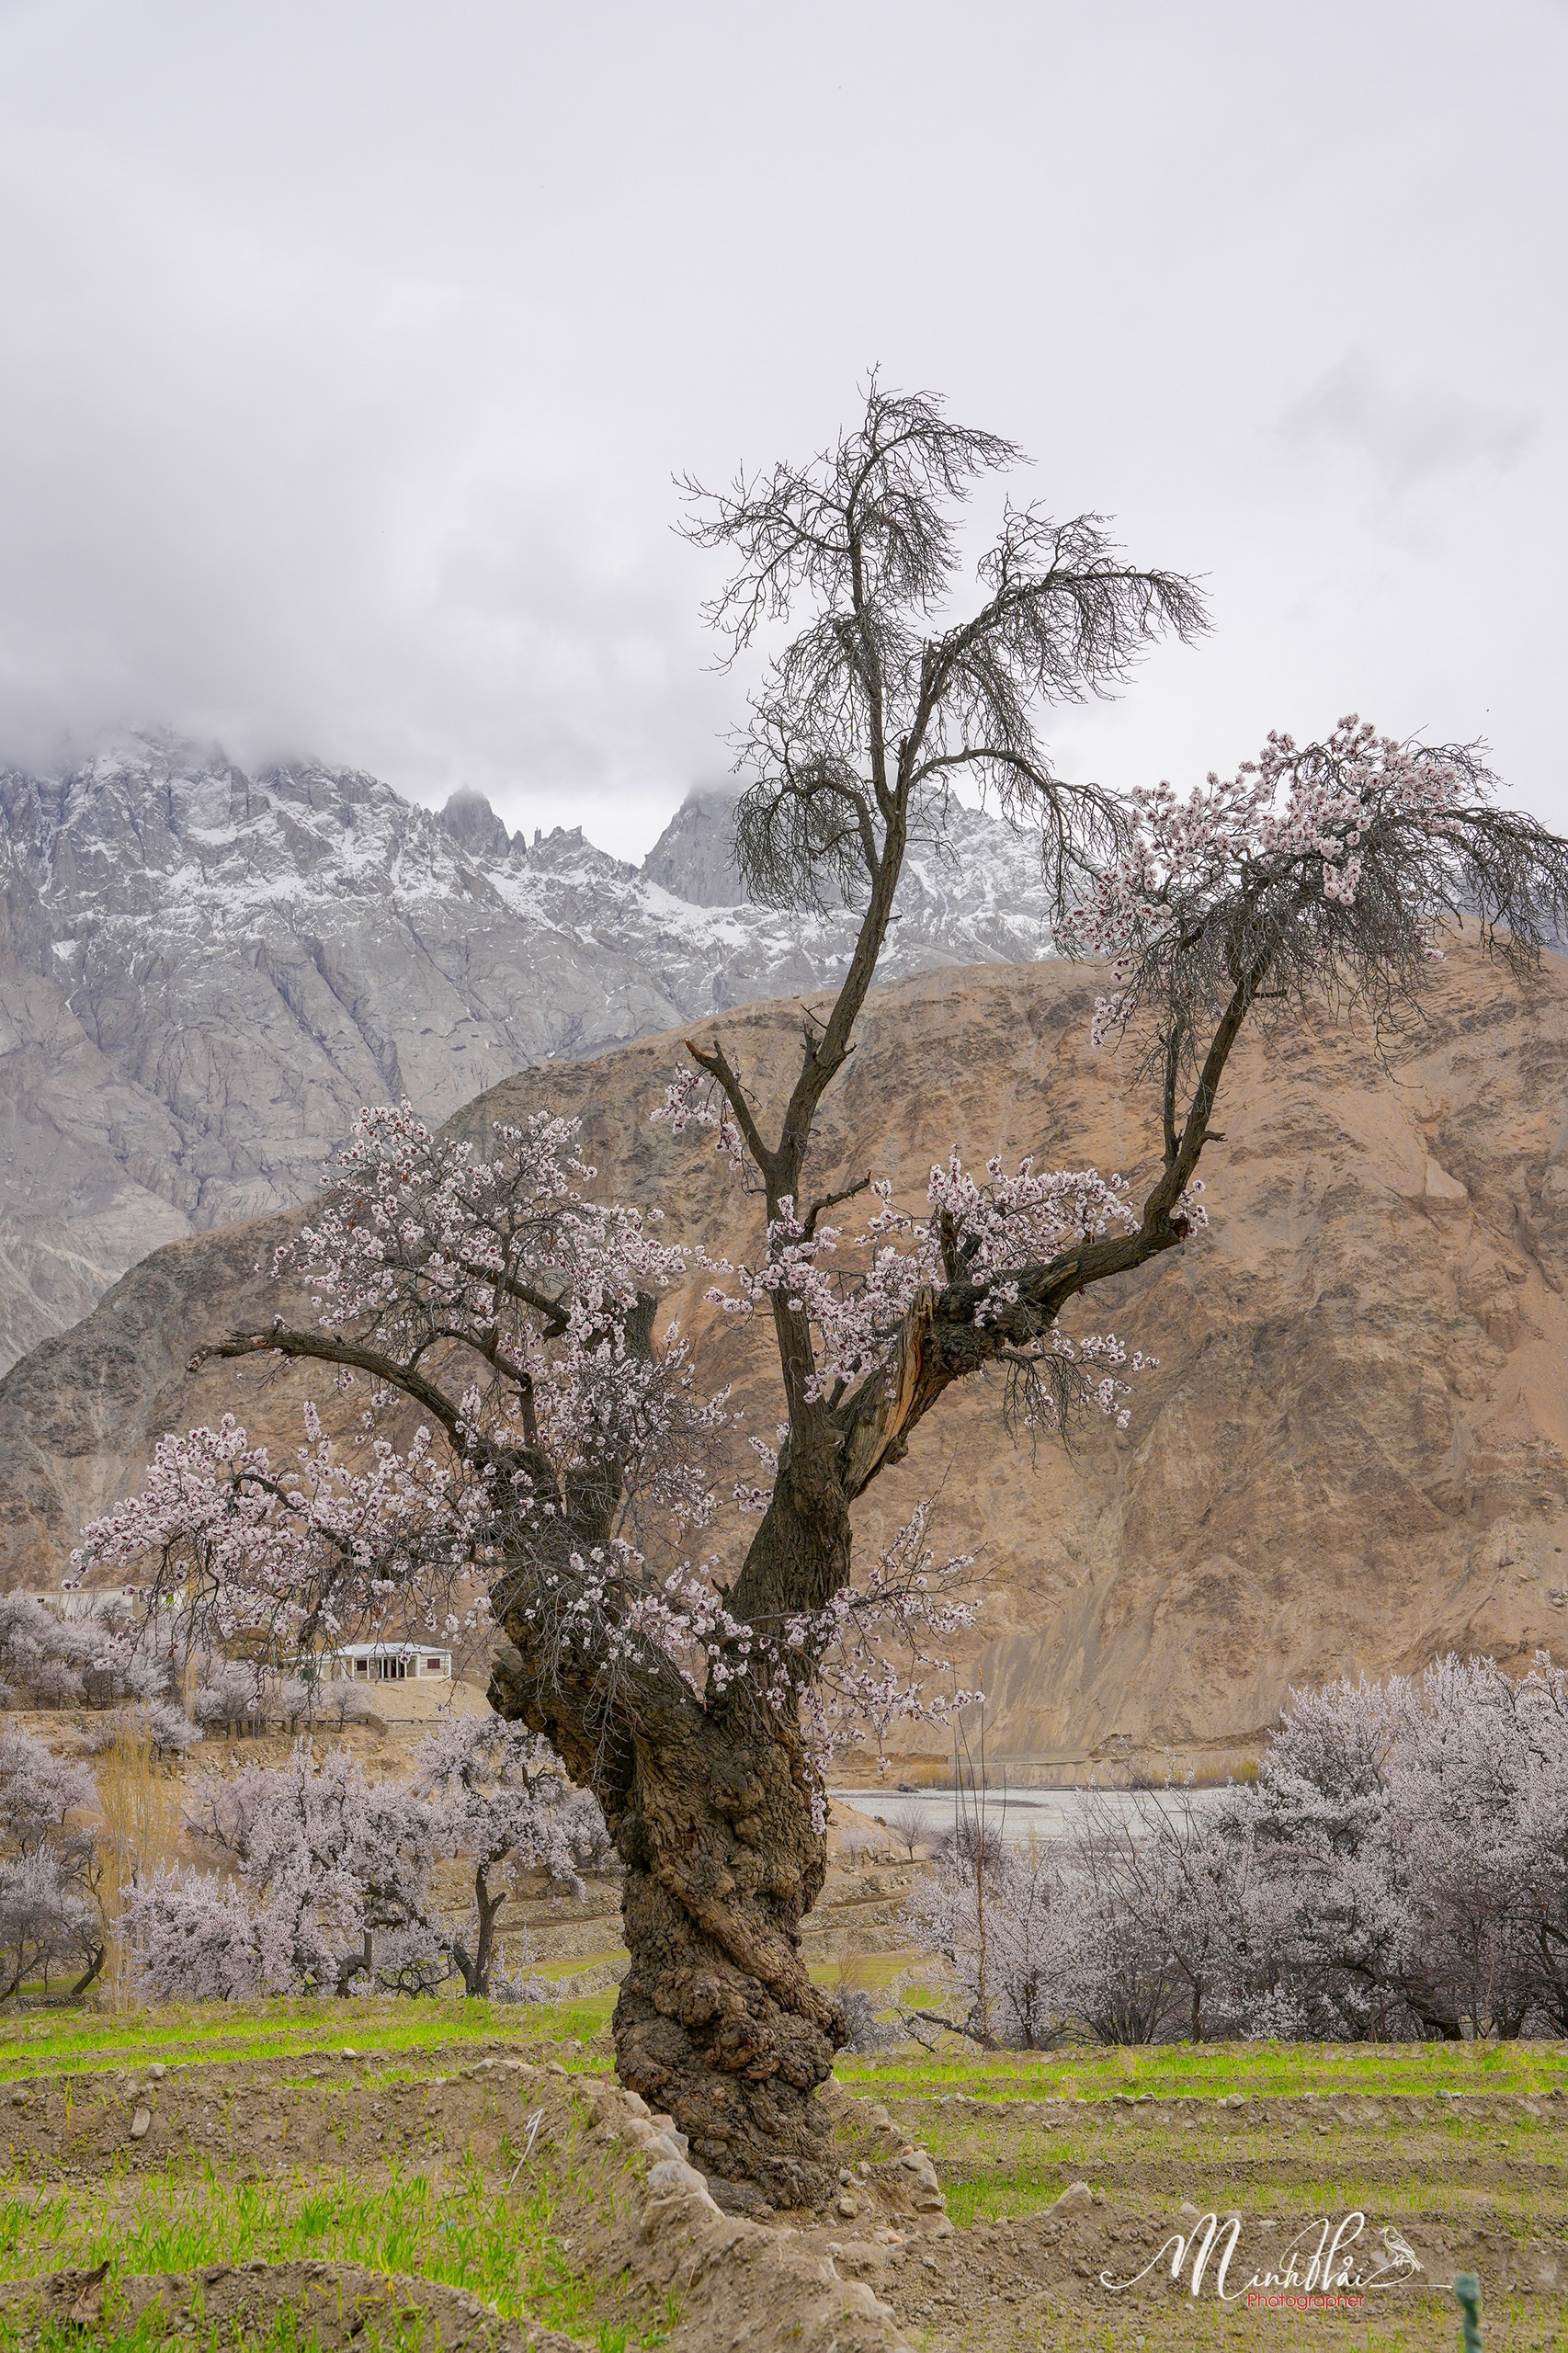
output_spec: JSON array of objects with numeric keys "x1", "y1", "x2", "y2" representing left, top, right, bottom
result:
[
  {"x1": 437, "y1": 787, "x2": 514, "y2": 862},
  {"x1": 640, "y1": 787, "x2": 745, "y2": 905},
  {"x1": 0, "y1": 733, "x2": 1062, "y2": 1370}
]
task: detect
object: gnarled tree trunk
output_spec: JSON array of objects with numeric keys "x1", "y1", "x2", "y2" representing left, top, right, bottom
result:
[
  {"x1": 610, "y1": 1695, "x2": 844, "y2": 2210},
  {"x1": 493, "y1": 1638, "x2": 846, "y2": 2208},
  {"x1": 490, "y1": 1495, "x2": 851, "y2": 2211}
]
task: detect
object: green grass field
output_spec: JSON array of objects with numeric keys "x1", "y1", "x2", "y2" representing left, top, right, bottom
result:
[
  {"x1": 911, "y1": 2084, "x2": 1567, "y2": 2232},
  {"x1": 0, "y1": 2162, "x2": 601, "y2": 2333},
  {"x1": 2, "y1": 1995, "x2": 1564, "y2": 2351},
  {"x1": 839, "y1": 2035, "x2": 1568, "y2": 2105},
  {"x1": 8, "y1": 1994, "x2": 1564, "y2": 2103},
  {"x1": 0, "y1": 1995, "x2": 619, "y2": 2086},
  {"x1": 0, "y1": 2308, "x2": 459, "y2": 2353},
  {"x1": 0, "y1": 1997, "x2": 657, "y2": 2352}
]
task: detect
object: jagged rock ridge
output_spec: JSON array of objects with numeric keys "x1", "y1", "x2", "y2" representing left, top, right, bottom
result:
[{"x1": 0, "y1": 733, "x2": 1060, "y2": 1368}]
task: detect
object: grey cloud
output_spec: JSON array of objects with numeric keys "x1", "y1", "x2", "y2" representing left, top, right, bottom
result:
[
  {"x1": 0, "y1": 0, "x2": 1563, "y2": 849},
  {"x1": 1282, "y1": 358, "x2": 1539, "y2": 498}
]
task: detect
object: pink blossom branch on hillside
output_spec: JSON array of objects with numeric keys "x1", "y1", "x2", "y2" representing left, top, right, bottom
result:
[
  {"x1": 283, "y1": 1101, "x2": 694, "y2": 1482},
  {"x1": 74, "y1": 1409, "x2": 492, "y2": 1656},
  {"x1": 74, "y1": 1097, "x2": 989, "y2": 1791},
  {"x1": 658, "y1": 1099, "x2": 1168, "y2": 1434},
  {"x1": 1061, "y1": 718, "x2": 1560, "y2": 1057}
]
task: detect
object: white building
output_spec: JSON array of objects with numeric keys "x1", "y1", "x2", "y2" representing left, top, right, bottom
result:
[
  {"x1": 33, "y1": 1584, "x2": 144, "y2": 1621},
  {"x1": 325, "y1": 1641, "x2": 452, "y2": 1684}
]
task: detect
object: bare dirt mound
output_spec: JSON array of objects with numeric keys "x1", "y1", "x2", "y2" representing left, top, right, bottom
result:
[
  {"x1": 2, "y1": 2043, "x2": 597, "y2": 2179},
  {"x1": 811, "y1": 2076, "x2": 1568, "y2": 2349}
]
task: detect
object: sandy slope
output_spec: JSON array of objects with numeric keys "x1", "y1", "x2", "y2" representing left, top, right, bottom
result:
[{"x1": 3, "y1": 938, "x2": 1567, "y2": 1769}]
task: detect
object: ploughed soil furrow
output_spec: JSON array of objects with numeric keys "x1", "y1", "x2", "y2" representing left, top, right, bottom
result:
[
  {"x1": 0, "y1": 2262, "x2": 586, "y2": 2352},
  {"x1": 6, "y1": 2039, "x2": 1568, "y2": 2350},
  {"x1": 1, "y1": 2042, "x2": 593, "y2": 2181},
  {"x1": 791, "y1": 2079, "x2": 1568, "y2": 2349}
]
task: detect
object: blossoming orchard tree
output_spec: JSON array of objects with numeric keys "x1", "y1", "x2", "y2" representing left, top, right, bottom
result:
[{"x1": 79, "y1": 383, "x2": 1568, "y2": 2208}]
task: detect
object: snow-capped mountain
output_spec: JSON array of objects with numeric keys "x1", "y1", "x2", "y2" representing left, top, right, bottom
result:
[{"x1": 0, "y1": 733, "x2": 1062, "y2": 1369}]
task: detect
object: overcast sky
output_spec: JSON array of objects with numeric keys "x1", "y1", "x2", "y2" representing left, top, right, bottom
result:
[{"x1": 0, "y1": 0, "x2": 1562, "y2": 856}]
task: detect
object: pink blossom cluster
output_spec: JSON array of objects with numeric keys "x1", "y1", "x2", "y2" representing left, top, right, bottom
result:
[
  {"x1": 415, "y1": 1714, "x2": 606, "y2": 1896},
  {"x1": 75, "y1": 1395, "x2": 965, "y2": 1811},
  {"x1": 289, "y1": 1101, "x2": 683, "y2": 1336},
  {"x1": 652, "y1": 1066, "x2": 748, "y2": 1169},
  {"x1": 282, "y1": 1102, "x2": 699, "y2": 1488},
  {"x1": 0, "y1": 1726, "x2": 105, "y2": 2001},
  {"x1": 699, "y1": 1187, "x2": 927, "y2": 1401},
  {"x1": 74, "y1": 1411, "x2": 489, "y2": 1654},
  {"x1": 926, "y1": 1154, "x2": 1137, "y2": 1281},
  {"x1": 120, "y1": 1721, "x2": 608, "y2": 2003},
  {"x1": 0, "y1": 1590, "x2": 167, "y2": 1714},
  {"x1": 1060, "y1": 717, "x2": 1470, "y2": 1038},
  {"x1": 698, "y1": 1154, "x2": 1153, "y2": 1425},
  {"x1": 0, "y1": 1591, "x2": 369, "y2": 1756},
  {"x1": 907, "y1": 1816, "x2": 1081, "y2": 2048}
]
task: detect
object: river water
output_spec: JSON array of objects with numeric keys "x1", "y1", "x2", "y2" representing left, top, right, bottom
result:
[{"x1": 828, "y1": 1783, "x2": 1228, "y2": 1848}]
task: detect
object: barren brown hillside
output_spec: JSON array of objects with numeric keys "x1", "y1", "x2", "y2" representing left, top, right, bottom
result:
[{"x1": 4, "y1": 938, "x2": 1568, "y2": 1776}]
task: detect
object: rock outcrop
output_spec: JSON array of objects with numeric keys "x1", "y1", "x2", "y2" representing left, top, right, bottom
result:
[
  {"x1": 3, "y1": 936, "x2": 1566, "y2": 1769},
  {"x1": 0, "y1": 733, "x2": 1060, "y2": 1367}
]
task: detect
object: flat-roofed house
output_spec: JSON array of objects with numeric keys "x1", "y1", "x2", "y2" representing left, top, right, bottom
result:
[{"x1": 326, "y1": 1641, "x2": 452, "y2": 1684}]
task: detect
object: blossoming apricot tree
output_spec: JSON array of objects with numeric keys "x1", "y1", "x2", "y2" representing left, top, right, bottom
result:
[
  {"x1": 77, "y1": 381, "x2": 1568, "y2": 2206},
  {"x1": 121, "y1": 1722, "x2": 606, "y2": 2002},
  {"x1": 910, "y1": 1654, "x2": 1568, "y2": 2045}
]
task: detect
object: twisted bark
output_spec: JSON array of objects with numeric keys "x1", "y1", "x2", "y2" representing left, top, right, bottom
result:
[
  {"x1": 610, "y1": 1704, "x2": 842, "y2": 2208},
  {"x1": 490, "y1": 1612, "x2": 844, "y2": 2208}
]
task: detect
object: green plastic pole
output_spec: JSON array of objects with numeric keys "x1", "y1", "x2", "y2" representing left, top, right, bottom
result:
[{"x1": 1454, "y1": 2271, "x2": 1482, "y2": 2353}]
